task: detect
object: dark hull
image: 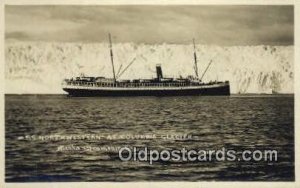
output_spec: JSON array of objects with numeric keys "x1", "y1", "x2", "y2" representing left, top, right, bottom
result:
[{"x1": 63, "y1": 85, "x2": 230, "y2": 97}]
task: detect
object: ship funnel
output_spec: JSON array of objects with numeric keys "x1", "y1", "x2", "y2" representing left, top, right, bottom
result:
[{"x1": 156, "y1": 64, "x2": 163, "y2": 80}]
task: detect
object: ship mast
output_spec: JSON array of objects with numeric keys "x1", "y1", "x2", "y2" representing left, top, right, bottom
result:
[
  {"x1": 193, "y1": 38, "x2": 199, "y2": 79},
  {"x1": 108, "y1": 33, "x2": 116, "y2": 82}
]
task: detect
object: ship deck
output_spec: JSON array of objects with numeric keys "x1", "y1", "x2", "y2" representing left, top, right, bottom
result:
[
  {"x1": 63, "y1": 80, "x2": 228, "y2": 89},
  {"x1": 62, "y1": 81, "x2": 230, "y2": 96}
]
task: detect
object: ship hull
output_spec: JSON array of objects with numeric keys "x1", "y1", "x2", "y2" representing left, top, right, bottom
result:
[{"x1": 63, "y1": 84, "x2": 230, "y2": 97}]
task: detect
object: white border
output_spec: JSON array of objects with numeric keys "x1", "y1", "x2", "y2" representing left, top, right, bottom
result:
[{"x1": 1, "y1": 1, "x2": 298, "y2": 188}]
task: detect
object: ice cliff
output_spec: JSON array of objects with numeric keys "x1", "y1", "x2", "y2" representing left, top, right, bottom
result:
[{"x1": 5, "y1": 42, "x2": 294, "y2": 94}]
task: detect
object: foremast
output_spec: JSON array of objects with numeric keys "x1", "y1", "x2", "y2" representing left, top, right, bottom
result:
[
  {"x1": 108, "y1": 33, "x2": 116, "y2": 83},
  {"x1": 193, "y1": 38, "x2": 199, "y2": 79}
]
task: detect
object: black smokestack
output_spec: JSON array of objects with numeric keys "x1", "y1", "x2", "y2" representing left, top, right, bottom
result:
[{"x1": 156, "y1": 64, "x2": 163, "y2": 80}]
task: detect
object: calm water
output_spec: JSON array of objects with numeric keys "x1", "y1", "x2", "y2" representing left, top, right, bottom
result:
[{"x1": 5, "y1": 94, "x2": 294, "y2": 182}]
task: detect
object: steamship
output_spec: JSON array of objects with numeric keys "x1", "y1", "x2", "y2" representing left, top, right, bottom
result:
[{"x1": 62, "y1": 34, "x2": 230, "y2": 97}]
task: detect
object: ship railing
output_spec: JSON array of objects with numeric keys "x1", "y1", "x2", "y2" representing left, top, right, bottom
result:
[
  {"x1": 64, "y1": 80, "x2": 227, "y2": 88},
  {"x1": 64, "y1": 80, "x2": 199, "y2": 88}
]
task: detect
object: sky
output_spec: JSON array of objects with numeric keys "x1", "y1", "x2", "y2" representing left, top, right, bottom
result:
[{"x1": 5, "y1": 5, "x2": 294, "y2": 45}]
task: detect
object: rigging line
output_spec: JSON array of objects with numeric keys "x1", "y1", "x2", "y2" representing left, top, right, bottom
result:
[
  {"x1": 116, "y1": 57, "x2": 137, "y2": 79},
  {"x1": 199, "y1": 52, "x2": 218, "y2": 81},
  {"x1": 200, "y1": 60, "x2": 213, "y2": 81},
  {"x1": 116, "y1": 64, "x2": 123, "y2": 78}
]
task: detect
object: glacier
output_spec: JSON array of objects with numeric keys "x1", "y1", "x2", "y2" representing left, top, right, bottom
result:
[{"x1": 5, "y1": 42, "x2": 294, "y2": 94}]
